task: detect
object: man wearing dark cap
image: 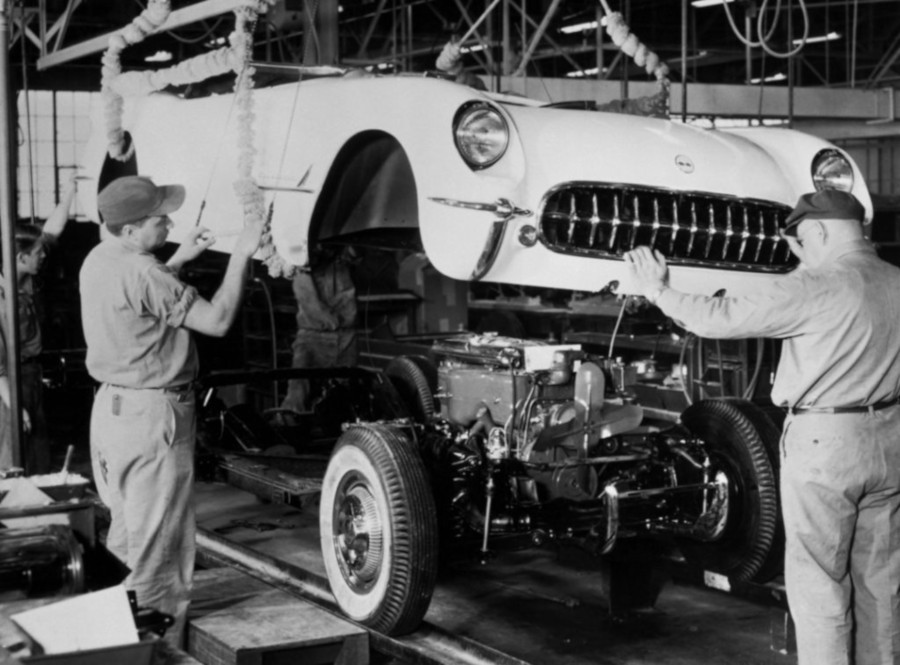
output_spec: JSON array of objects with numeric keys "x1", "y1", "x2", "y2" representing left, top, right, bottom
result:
[
  {"x1": 625, "y1": 189, "x2": 900, "y2": 665},
  {"x1": 79, "y1": 175, "x2": 263, "y2": 648}
]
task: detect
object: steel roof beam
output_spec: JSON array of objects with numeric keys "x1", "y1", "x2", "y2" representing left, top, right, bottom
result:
[
  {"x1": 496, "y1": 76, "x2": 900, "y2": 122},
  {"x1": 37, "y1": 0, "x2": 246, "y2": 71}
]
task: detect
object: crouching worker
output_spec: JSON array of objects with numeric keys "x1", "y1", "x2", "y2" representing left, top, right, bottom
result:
[{"x1": 79, "y1": 175, "x2": 263, "y2": 648}]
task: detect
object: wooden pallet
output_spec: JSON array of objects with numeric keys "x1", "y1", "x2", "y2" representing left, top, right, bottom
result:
[
  {"x1": 216, "y1": 454, "x2": 322, "y2": 508},
  {"x1": 188, "y1": 568, "x2": 368, "y2": 665}
]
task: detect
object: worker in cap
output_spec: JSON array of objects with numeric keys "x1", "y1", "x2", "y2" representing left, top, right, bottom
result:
[
  {"x1": 97, "y1": 174, "x2": 186, "y2": 230},
  {"x1": 782, "y1": 188, "x2": 865, "y2": 233},
  {"x1": 80, "y1": 175, "x2": 264, "y2": 648},
  {"x1": 0, "y1": 174, "x2": 78, "y2": 474},
  {"x1": 624, "y1": 187, "x2": 900, "y2": 665}
]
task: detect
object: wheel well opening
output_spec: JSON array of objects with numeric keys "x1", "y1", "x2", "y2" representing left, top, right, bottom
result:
[{"x1": 311, "y1": 131, "x2": 421, "y2": 254}]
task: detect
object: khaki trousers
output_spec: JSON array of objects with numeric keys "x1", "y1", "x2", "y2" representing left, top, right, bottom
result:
[
  {"x1": 0, "y1": 363, "x2": 49, "y2": 473},
  {"x1": 781, "y1": 407, "x2": 900, "y2": 665},
  {"x1": 90, "y1": 383, "x2": 196, "y2": 649},
  {"x1": 282, "y1": 329, "x2": 358, "y2": 412}
]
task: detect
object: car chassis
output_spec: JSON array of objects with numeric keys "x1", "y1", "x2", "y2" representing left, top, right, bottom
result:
[{"x1": 198, "y1": 332, "x2": 782, "y2": 637}]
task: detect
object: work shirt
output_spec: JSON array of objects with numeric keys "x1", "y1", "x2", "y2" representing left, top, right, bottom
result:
[
  {"x1": 292, "y1": 259, "x2": 357, "y2": 332},
  {"x1": 79, "y1": 237, "x2": 199, "y2": 388},
  {"x1": 0, "y1": 276, "x2": 42, "y2": 376},
  {"x1": 655, "y1": 239, "x2": 900, "y2": 409},
  {"x1": 0, "y1": 232, "x2": 59, "y2": 375}
]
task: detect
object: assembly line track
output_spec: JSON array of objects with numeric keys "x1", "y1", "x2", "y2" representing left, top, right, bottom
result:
[{"x1": 196, "y1": 527, "x2": 530, "y2": 665}]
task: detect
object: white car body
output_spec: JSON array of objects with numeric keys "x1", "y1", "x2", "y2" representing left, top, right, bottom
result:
[{"x1": 79, "y1": 73, "x2": 872, "y2": 296}]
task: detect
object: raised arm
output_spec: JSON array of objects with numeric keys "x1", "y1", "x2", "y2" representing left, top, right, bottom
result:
[
  {"x1": 182, "y1": 220, "x2": 263, "y2": 337},
  {"x1": 625, "y1": 246, "x2": 810, "y2": 340},
  {"x1": 42, "y1": 175, "x2": 78, "y2": 239},
  {"x1": 166, "y1": 226, "x2": 217, "y2": 273}
]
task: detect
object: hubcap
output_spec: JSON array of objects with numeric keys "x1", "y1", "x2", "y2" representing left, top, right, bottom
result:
[{"x1": 333, "y1": 476, "x2": 384, "y2": 591}]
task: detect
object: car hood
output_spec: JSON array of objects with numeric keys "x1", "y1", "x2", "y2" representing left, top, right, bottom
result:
[{"x1": 501, "y1": 104, "x2": 797, "y2": 205}]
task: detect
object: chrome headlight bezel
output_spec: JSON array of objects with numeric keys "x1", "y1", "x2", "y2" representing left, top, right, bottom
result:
[
  {"x1": 453, "y1": 102, "x2": 509, "y2": 170},
  {"x1": 811, "y1": 148, "x2": 855, "y2": 193}
]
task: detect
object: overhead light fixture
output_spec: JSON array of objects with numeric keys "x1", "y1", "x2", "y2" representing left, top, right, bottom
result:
[
  {"x1": 691, "y1": 0, "x2": 735, "y2": 7},
  {"x1": 749, "y1": 72, "x2": 786, "y2": 84},
  {"x1": 666, "y1": 50, "x2": 709, "y2": 62},
  {"x1": 145, "y1": 50, "x2": 172, "y2": 63},
  {"x1": 566, "y1": 67, "x2": 607, "y2": 78},
  {"x1": 560, "y1": 20, "x2": 599, "y2": 34},
  {"x1": 793, "y1": 31, "x2": 841, "y2": 46}
]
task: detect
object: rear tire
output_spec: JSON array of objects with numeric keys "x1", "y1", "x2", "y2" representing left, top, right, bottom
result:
[
  {"x1": 385, "y1": 355, "x2": 436, "y2": 423},
  {"x1": 320, "y1": 424, "x2": 438, "y2": 635},
  {"x1": 677, "y1": 399, "x2": 779, "y2": 582}
]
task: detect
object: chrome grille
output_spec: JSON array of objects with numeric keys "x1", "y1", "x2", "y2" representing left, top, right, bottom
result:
[{"x1": 539, "y1": 184, "x2": 797, "y2": 272}]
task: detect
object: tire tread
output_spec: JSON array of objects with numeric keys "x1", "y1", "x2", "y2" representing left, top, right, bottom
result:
[
  {"x1": 329, "y1": 424, "x2": 438, "y2": 634},
  {"x1": 385, "y1": 356, "x2": 436, "y2": 423},
  {"x1": 679, "y1": 399, "x2": 779, "y2": 582}
]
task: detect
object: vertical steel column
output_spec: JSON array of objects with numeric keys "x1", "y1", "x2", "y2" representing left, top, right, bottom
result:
[
  {"x1": 595, "y1": 3, "x2": 604, "y2": 81},
  {"x1": 824, "y1": 0, "x2": 830, "y2": 83},
  {"x1": 302, "y1": 0, "x2": 315, "y2": 64},
  {"x1": 681, "y1": 0, "x2": 688, "y2": 122},
  {"x1": 744, "y1": 11, "x2": 752, "y2": 83},
  {"x1": 501, "y1": 0, "x2": 511, "y2": 77},
  {"x1": 484, "y1": 0, "x2": 495, "y2": 88},
  {"x1": 0, "y1": 0, "x2": 24, "y2": 468},
  {"x1": 320, "y1": 0, "x2": 338, "y2": 65},
  {"x1": 301, "y1": 0, "x2": 338, "y2": 66},
  {"x1": 787, "y1": 0, "x2": 794, "y2": 126},
  {"x1": 519, "y1": 0, "x2": 525, "y2": 79},
  {"x1": 52, "y1": 92, "x2": 58, "y2": 205},
  {"x1": 405, "y1": 1, "x2": 412, "y2": 72},
  {"x1": 621, "y1": 0, "x2": 630, "y2": 100},
  {"x1": 18, "y1": 6, "x2": 34, "y2": 222},
  {"x1": 38, "y1": 0, "x2": 45, "y2": 57},
  {"x1": 391, "y1": 0, "x2": 397, "y2": 70}
]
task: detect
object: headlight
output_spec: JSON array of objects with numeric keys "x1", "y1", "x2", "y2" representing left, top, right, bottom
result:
[
  {"x1": 811, "y1": 149, "x2": 854, "y2": 192},
  {"x1": 453, "y1": 102, "x2": 509, "y2": 170}
]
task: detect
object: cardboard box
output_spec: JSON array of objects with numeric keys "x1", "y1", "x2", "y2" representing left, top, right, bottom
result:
[
  {"x1": 11, "y1": 586, "x2": 143, "y2": 662},
  {"x1": 21, "y1": 640, "x2": 158, "y2": 664}
]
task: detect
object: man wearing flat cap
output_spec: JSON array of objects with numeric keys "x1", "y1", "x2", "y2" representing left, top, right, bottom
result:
[
  {"x1": 79, "y1": 175, "x2": 263, "y2": 648},
  {"x1": 625, "y1": 189, "x2": 900, "y2": 665}
]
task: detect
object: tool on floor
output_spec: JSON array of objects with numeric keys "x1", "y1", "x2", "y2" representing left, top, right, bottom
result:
[{"x1": 60, "y1": 444, "x2": 75, "y2": 483}]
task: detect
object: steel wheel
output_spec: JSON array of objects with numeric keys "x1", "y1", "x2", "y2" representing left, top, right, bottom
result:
[{"x1": 321, "y1": 423, "x2": 438, "y2": 635}]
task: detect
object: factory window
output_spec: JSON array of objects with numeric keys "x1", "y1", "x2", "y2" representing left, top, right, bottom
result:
[
  {"x1": 832, "y1": 136, "x2": 900, "y2": 197},
  {"x1": 16, "y1": 89, "x2": 98, "y2": 221}
]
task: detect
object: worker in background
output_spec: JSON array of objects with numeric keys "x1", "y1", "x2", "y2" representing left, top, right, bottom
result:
[
  {"x1": 435, "y1": 34, "x2": 487, "y2": 90},
  {"x1": 624, "y1": 189, "x2": 900, "y2": 665},
  {"x1": 79, "y1": 175, "x2": 262, "y2": 648},
  {"x1": 0, "y1": 175, "x2": 78, "y2": 474},
  {"x1": 280, "y1": 246, "x2": 358, "y2": 416}
]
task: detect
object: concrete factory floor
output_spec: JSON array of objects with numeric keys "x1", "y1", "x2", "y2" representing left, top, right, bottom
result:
[{"x1": 195, "y1": 480, "x2": 798, "y2": 665}]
